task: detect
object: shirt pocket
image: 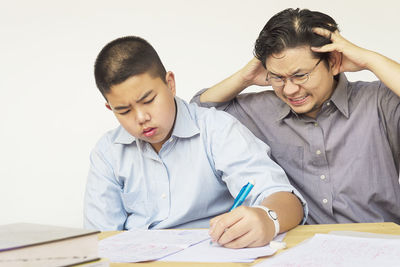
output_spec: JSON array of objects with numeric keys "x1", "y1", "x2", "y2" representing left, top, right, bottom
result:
[
  {"x1": 268, "y1": 142, "x2": 304, "y2": 189},
  {"x1": 120, "y1": 191, "x2": 151, "y2": 226}
]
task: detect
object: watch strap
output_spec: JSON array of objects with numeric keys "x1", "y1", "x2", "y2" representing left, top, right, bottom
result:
[{"x1": 253, "y1": 205, "x2": 280, "y2": 238}]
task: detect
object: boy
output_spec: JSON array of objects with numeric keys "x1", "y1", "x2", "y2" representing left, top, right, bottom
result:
[{"x1": 83, "y1": 36, "x2": 306, "y2": 248}]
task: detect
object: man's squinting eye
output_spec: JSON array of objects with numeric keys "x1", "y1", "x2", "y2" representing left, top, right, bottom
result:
[{"x1": 269, "y1": 74, "x2": 282, "y2": 79}]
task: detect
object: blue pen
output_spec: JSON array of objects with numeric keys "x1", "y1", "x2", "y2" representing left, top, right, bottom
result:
[{"x1": 230, "y1": 180, "x2": 255, "y2": 211}]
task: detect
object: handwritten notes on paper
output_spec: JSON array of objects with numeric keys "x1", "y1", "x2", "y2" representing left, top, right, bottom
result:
[
  {"x1": 99, "y1": 228, "x2": 285, "y2": 263},
  {"x1": 99, "y1": 229, "x2": 209, "y2": 262},
  {"x1": 161, "y1": 233, "x2": 285, "y2": 263},
  {"x1": 255, "y1": 233, "x2": 400, "y2": 267}
]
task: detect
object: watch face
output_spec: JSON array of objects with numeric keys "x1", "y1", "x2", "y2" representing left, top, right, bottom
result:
[{"x1": 268, "y1": 210, "x2": 278, "y2": 220}]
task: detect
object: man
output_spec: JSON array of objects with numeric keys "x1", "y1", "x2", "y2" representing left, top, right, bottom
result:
[{"x1": 192, "y1": 8, "x2": 400, "y2": 224}]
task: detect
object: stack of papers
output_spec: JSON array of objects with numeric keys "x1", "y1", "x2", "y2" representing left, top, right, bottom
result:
[
  {"x1": 99, "y1": 229, "x2": 209, "y2": 262},
  {"x1": 99, "y1": 228, "x2": 284, "y2": 263},
  {"x1": 254, "y1": 233, "x2": 400, "y2": 267}
]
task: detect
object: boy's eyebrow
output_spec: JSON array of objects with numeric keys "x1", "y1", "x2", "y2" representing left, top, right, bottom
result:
[
  {"x1": 136, "y1": 90, "x2": 153, "y2": 103},
  {"x1": 112, "y1": 90, "x2": 154, "y2": 111}
]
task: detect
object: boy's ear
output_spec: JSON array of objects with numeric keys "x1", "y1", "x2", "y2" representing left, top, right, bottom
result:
[
  {"x1": 165, "y1": 71, "x2": 176, "y2": 96},
  {"x1": 105, "y1": 103, "x2": 112, "y2": 110},
  {"x1": 328, "y1": 51, "x2": 342, "y2": 76}
]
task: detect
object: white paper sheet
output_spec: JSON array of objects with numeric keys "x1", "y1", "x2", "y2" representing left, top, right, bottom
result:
[
  {"x1": 254, "y1": 233, "x2": 400, "y2": 267},
  {"x1": 99, "y1": 228, "x2": 286, "y2": 263},
  {"x1": 160, "y1": 233, "x2": 285, "y2": 262},
  {"x1": 99, "y1": 228, "x2": 209, "y2": 262}
]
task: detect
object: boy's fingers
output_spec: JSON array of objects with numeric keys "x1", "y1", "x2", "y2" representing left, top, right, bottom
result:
[
  {"x1": 222, "y1": 230, "x2": 255, "y2": 249},
  {"x1": 209, "y1": 208, "x2": 244, "y2": 242},
  {"x1": 209, "y1": 214, "x2": 224, "y2": 229},
  {"x1": 216, "y1": 218, "x2": 249, "y2": 246}
]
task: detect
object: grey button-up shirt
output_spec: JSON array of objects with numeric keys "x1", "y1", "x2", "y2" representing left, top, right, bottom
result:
[{"x1": 192, "y1": 74, "x2": 400, "y2": 224}]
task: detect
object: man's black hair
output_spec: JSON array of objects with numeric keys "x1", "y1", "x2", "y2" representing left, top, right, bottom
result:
[{"x1": 254, "y1": 8, "x2": 339, "y2": 67}]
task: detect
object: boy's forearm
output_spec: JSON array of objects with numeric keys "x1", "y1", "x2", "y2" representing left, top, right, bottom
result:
[{"x1": 261, "y1": 191, "x2": 304, "y2": 233}]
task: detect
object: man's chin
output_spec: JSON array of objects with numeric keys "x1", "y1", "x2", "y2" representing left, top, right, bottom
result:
[
  {"x1": 290, "y1": 104, "x2": 320, "y2": 118},
  {"x1": 290, "y1": 106, "x2": 311, "y2": 115}
]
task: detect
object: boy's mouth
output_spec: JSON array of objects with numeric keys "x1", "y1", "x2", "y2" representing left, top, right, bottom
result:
[{"x1": 143, "y1": 127, "x2": 157, "y2": 137}]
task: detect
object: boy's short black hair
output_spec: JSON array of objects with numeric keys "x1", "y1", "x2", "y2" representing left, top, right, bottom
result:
[
  {"x1": 94, "y1": 36, "x2": 167, "y2": 98},
  {"x1": 254, "y1": 8, "x2": 339, "y2": 67}
]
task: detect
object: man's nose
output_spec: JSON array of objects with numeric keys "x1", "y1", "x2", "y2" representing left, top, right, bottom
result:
[{"x1": 282, "y1": 79, "x2": 300, "y2": 96}]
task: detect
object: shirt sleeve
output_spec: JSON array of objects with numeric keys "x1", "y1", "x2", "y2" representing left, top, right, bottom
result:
[
  {"x1": 83, "y1": 137, "x2": 127, "y2": 231},
  {"x1": 377, "y1": 82, "x2": 400, "y2": 171},
  {"x1": 206, "y1": 109, "x2": 308, "y2": 223},
  {"x1": 191, "y1": 88, "x2": 241, "y2": 115}
]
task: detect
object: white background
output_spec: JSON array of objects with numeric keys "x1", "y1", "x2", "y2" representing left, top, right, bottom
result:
[{"x1": 1, "y1": 0, "x2": 399, "y2": 228}]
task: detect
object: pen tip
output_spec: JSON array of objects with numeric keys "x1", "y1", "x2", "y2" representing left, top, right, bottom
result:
[{"x1": 249, "y1": 179, "x2": 255, "y2": 185}]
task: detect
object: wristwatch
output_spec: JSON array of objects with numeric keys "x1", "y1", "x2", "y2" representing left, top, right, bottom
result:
[{"x1": 253, "y1": 205, "x2": 280, "y2": 238}]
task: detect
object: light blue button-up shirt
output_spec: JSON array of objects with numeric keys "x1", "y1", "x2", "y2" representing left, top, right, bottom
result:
[{"x1": 84, "y1": 97, "x2": 307, "y2": 230}]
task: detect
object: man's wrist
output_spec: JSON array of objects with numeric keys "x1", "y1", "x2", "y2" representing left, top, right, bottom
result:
[{"x1": 238, "y1": 69, "x2": 254, "y2": 88}]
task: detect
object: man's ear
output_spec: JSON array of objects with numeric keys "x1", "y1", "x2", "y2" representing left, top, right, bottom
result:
[
  {"x1": 105, "y1": 103, "x2": 112, "y2": 110},
  {"x1": 165, "y1": 71, "x2": 176, "y2": 96},
  {"x1": 328, "y1": 51, "x2": 342, "y2": 76}
]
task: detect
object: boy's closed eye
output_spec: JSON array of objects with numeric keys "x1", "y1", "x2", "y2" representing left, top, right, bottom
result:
[
  {"x1": 119, "y1": 109, "x2": 131, "y2": 115},
  {"x1": 116, "y1": 96, "x2": 156, "y2": 115},
  {"x1": 143, "y1": 95, "x2": 156, "y2": 104}
]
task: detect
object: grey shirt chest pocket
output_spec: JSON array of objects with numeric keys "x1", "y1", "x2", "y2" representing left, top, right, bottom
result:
[{"x1": 269, "y1": 142, "x2": 304, "y2": 189}]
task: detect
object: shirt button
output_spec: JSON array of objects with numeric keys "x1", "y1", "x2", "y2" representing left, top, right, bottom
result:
[
  {"x1": 316, "y1": 150, "x2": 321, "y2": 155},
  {"x1": 314, "y1": 122, "x2": 318, "y2": 127},
  {"x1": 161, "y1": 193, "x2": 167, "y2": 199},
  {"x1": 322, "y1": 198, "x2": 328, "y2": 204},
  {"x1": 326, "y1": 102, "x2": 331, "y2": 106},
  {"x1": 320, "y1": 175, "x2": 326, "y2": 180}
]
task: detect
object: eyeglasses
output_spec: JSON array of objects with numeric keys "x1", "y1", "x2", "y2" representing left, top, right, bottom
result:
[{"x1": 266, "y1": 58, "x2": 322, "y2": 88}]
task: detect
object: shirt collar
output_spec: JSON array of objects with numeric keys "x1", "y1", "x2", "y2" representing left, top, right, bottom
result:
[
  {"x1": 114, "y1": 96, "x2": 199, "y2": 145},
  {"x1": 114, "y1": 126, "x2": 135, "y2": 145},
  {"x1": 276, "y1": 73, "x2": 350, "y2": 121},
  {"x1": 276, "y1": 101, "x2": 292, "y2": 121},
  {"x1": 172, "y1": 97, "x2": 200, "y2": 138},
  {"x1": 329, "y1": 73, "x2": 350, "y2": 119}
]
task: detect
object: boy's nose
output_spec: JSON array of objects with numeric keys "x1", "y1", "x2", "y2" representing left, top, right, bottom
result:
[{"x1": 136, "y1": 109, "x2": 150, "y2": 124}]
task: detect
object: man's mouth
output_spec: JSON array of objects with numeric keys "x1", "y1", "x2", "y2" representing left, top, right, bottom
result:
[{"x1": 287, "y1": 95, "x2": 309, "y2": 106}]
